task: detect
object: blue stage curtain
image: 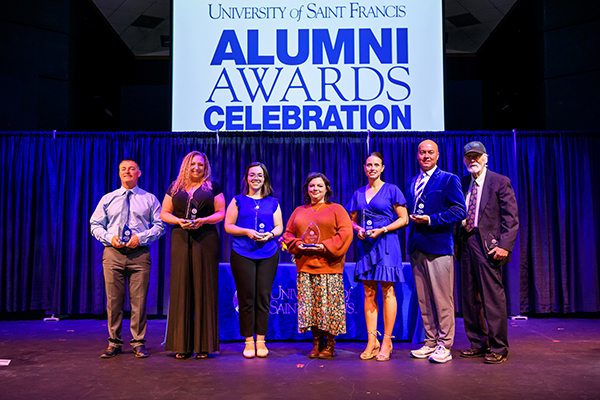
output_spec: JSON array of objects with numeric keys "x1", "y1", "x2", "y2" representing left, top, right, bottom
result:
[
  {"x1": 0, "y1": 133, "x2": 56, "y2": 312},
  {"x1": 517, "y1": 132, "x2": 600, "y2": 313},
  {"x1": 0, "y1": 131, "x2": 598, "y2": 317}
]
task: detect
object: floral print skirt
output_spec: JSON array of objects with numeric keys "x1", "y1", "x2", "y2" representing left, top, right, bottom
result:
[{"x1": 297, "y1": 272, "x2": 346, "y2": 336}]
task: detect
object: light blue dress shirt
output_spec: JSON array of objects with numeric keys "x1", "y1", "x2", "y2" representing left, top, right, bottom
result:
[{"x1": 90, "y1": 185, "x2": 165, "y2": 246}]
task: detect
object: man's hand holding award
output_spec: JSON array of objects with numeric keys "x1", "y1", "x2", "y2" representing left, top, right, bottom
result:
[{"x1": 409, "y1": 193, "x2": 430, "y2": 224}]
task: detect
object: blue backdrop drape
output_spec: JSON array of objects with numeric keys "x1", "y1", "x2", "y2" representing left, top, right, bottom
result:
[{"x1": 0, "y1": 131, "x2": 598, "y2": 316}]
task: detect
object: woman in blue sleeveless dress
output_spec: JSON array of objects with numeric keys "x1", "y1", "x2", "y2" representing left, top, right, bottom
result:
[
  {"x1": 346, "y1": 152, "x2": 409, "y2": 361},
  {"x1": 224, "y1": 162, "x2": 283, "y2": 358}
]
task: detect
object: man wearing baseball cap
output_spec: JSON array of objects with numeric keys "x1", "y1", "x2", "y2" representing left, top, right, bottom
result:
[{"x1": 458, "y1": 141, "x2": 519, "y2": 364}]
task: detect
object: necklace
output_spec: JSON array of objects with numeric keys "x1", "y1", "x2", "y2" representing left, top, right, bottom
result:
[
  {"x1": 252, "y1": 197, "x2": 261, "y2": 210},
  {"x1": 310, "y1": 202, "x2": 326, "y2": 212}
]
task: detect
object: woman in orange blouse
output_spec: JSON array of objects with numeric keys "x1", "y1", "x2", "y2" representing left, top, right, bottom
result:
[{"x1": 282, "y1": 172, "x2": 353, "y2": 359}]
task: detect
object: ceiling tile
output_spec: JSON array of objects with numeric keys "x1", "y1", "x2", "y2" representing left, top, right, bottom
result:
[
  {"x1": 470, "y1": 7, "x2": 504, "y2": 23},
  {"x1": 447, "y1": 32, "x2": 479, "y2": 53},
  {"x1": 445, "y1": 1, "x2": 468, "y2": 17},
  {"x1": 445, "y1": 19, "x2": 458, "y2": 29},
  {"x1": 131, "y1": 15, "x2": 165, "y2": 29},
  {"x1": 121, "y1": 25, "x2": 151, "y2": 41},
  {"x1": 108, "y1": 10, "x2": 139, "y2": 25},
  {"x1": 122, "y1": 34, "x2": 143, "y2": 49},
  {"x1": 459, "y1": 23, "x2": 492, "y2": 46},
  {"x1": 116, "y1": 0, "x2": 154, "y2": 14},
  {"x1": 111, "y1": 22, "x2": 130, "y2": 34},
  {"x1": 491, "y1": 0, "x2": 517, "y2": 14},
  {"x1": 458, "y1": 0, "x2": 495, "y2": 12},
  {"x1": 98, "y1": 7, "x2": 114, "y2": 19},
  {"x1": 94, "y1": 0, "x2": 126, "y2": 11},
  {"x1": 145, "y1": 2, "x2": 169, "y2": 19},
  {"x1": 153, "y1": 19, "x2": 170, "y2": 36},
  {"x1": 482, "y1": 19, "x2": 502, "y2": 32},
  {"x1": 133, "y1": 38, "x2": 161, "y2": 55},
  {"x1": 448, "y1": 13, "x2": 481, "y2": 27}
]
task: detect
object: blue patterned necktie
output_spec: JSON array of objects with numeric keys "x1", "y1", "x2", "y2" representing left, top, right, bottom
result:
[
  {"x1": 414, "y1": 173, "x2": 426, "y2": 201},
  {"x1": 465, "y1": 182, "x2": 478, "y2": 231},
  {"x1": 121, "y1": 190, "x2": 132, "y2": 239},
  {"x1": 123, "y1": 190, "x2": 132, "y2": 224}
]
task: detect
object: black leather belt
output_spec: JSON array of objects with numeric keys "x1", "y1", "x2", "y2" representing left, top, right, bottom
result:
[{"x1": 113, "y1": 246, "x2": 149, "y2": 255}]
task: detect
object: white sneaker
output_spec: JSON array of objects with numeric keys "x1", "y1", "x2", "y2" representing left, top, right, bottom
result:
[
  {"x1": 429, "y1": 345, "x2": 452, "y2": 363},
  {"x1": 410, "y1": 345, "x2": 436, "y2": 359}
]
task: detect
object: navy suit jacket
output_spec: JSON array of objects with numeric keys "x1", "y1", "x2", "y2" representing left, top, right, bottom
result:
[
  {"x1": 405, "y1": 167, "x2": 467, "y2": 255},
  {"x1": 459, "y1": 169, "x2": 519, "y2": 266}
]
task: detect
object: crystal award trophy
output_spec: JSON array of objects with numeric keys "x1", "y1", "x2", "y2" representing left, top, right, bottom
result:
[
  {"x1": 484, "y1": 232, "x2": 499, "y2": 253},
  {"x1": 484, "y1": 232, "x2": 502, "y2": 264},
  {"x1": 412, "y1": 194, "x2": 426, "y2": 217},
  {"x1": 361, "y1": 209, "x2": 376, "y2": 236},
  {"x1": 189, "y1": 207, "x2": 198, "y2": 224},
  {"x1": 301, "y1": 222, "x2": 321, "y2": 247},
  {"x1": 255, "y1": 213, "x2": 267, "y2": 237},
  {"x1": 185, "y1": 196, "x2": 197, "y2": 224},
  {"x1": 120, "y1": 224, "x2": 132, "y2": 245}
]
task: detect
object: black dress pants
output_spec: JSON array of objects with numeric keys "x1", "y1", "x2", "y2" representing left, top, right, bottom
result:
[
  {"x1": 460, "y1": 231, "x2": 509, "y2": 356},
  {"x1": 230, "y1": 249, "x2": 279, "y2": 338}
]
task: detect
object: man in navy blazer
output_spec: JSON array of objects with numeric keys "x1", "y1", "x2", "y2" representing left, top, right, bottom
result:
[
  {"x1": 458, "y1": 141, "x2": 519, "y2": 364},
  {"x1": 406, "y1": 140, "x2": 467, "y2": 363}
]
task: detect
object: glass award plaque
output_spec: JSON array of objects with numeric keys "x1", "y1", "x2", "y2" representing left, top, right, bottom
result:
[
  {"x1": 190, "y1": 207, "x2": 198, "y2": 222},
  {"x1": 255, "y1": 214, "x2": 267, "y2": 235},
  {"x1": 185, "y1": 196, "x2": 197, "y2": 224},
  {"x1": 484, "y1": 232, "x2": 499, "y2": 253},
  {"x1": 412, "y1": 194, "x2": 426, "y2": 216},
  {"x1": 361, "y1": 209, "x2": 376, "y2": 236},
  {"x1": 120, "y1": 224, "x2": 132, "y2": 245},
  {"x1": 301, "y1": 222, "x2": 321, "y2": 246}
]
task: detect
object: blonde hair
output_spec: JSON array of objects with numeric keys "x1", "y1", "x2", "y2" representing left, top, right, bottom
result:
[{"x1": 172, "y1": 151, "x2": 213, "y2": 193}]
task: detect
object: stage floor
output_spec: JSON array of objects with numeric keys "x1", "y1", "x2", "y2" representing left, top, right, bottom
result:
[{"x1": 1, "y1": 317, "x2": 599, "y2": 399}]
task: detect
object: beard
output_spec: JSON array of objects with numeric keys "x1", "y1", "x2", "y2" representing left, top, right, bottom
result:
[{"x1": 467, "y1": 162, "x2": 483, "y2": 174}]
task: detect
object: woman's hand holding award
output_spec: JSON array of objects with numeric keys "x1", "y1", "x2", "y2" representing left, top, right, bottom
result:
[
  {"x1": 253, "y1": 215, "x2": 270, "y2": 242},
  {"x1": 299, "y1": 222, "x2": 323, "y2": 251},
  {"x1": 181, "y1": 199, "x2": 198, "y2": 230},
  {"x1": 361, "y1": 209, "x2": 376, "y2": 237}
]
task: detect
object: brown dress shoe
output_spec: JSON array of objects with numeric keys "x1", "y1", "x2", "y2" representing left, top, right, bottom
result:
[
  {"x1": 100, "y1": 346, "x2": 122, "y2": 359},
  {"x1": 461, "y1": 348, "x2": 489, "y2": 358},
  {"x1": 318, "y1": 334, "x2": 336, "y2": 359},
  {"x1": 484, "y1": 352, "x2": 507, "y2": 364},
  {"x1": 133, "y1": 344, "x2": 149, "y2": 358}
]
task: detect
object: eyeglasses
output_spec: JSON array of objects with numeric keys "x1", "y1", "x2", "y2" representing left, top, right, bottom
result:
[{"x1": 248, "y1": 173, "x2": 264, "y2": 179}]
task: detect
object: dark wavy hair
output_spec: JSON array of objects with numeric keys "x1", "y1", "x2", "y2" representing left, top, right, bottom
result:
[
  {"x1": 241, "y1": 162, "x2": 273, "y2": 197},
  {"x1": 302, "y1": 172, "x2": 333, "y2": 205}
]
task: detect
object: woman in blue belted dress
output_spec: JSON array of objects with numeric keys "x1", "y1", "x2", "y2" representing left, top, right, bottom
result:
[{"x1": 346, "y1": 152, "x2": 409, "y2": 361}]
